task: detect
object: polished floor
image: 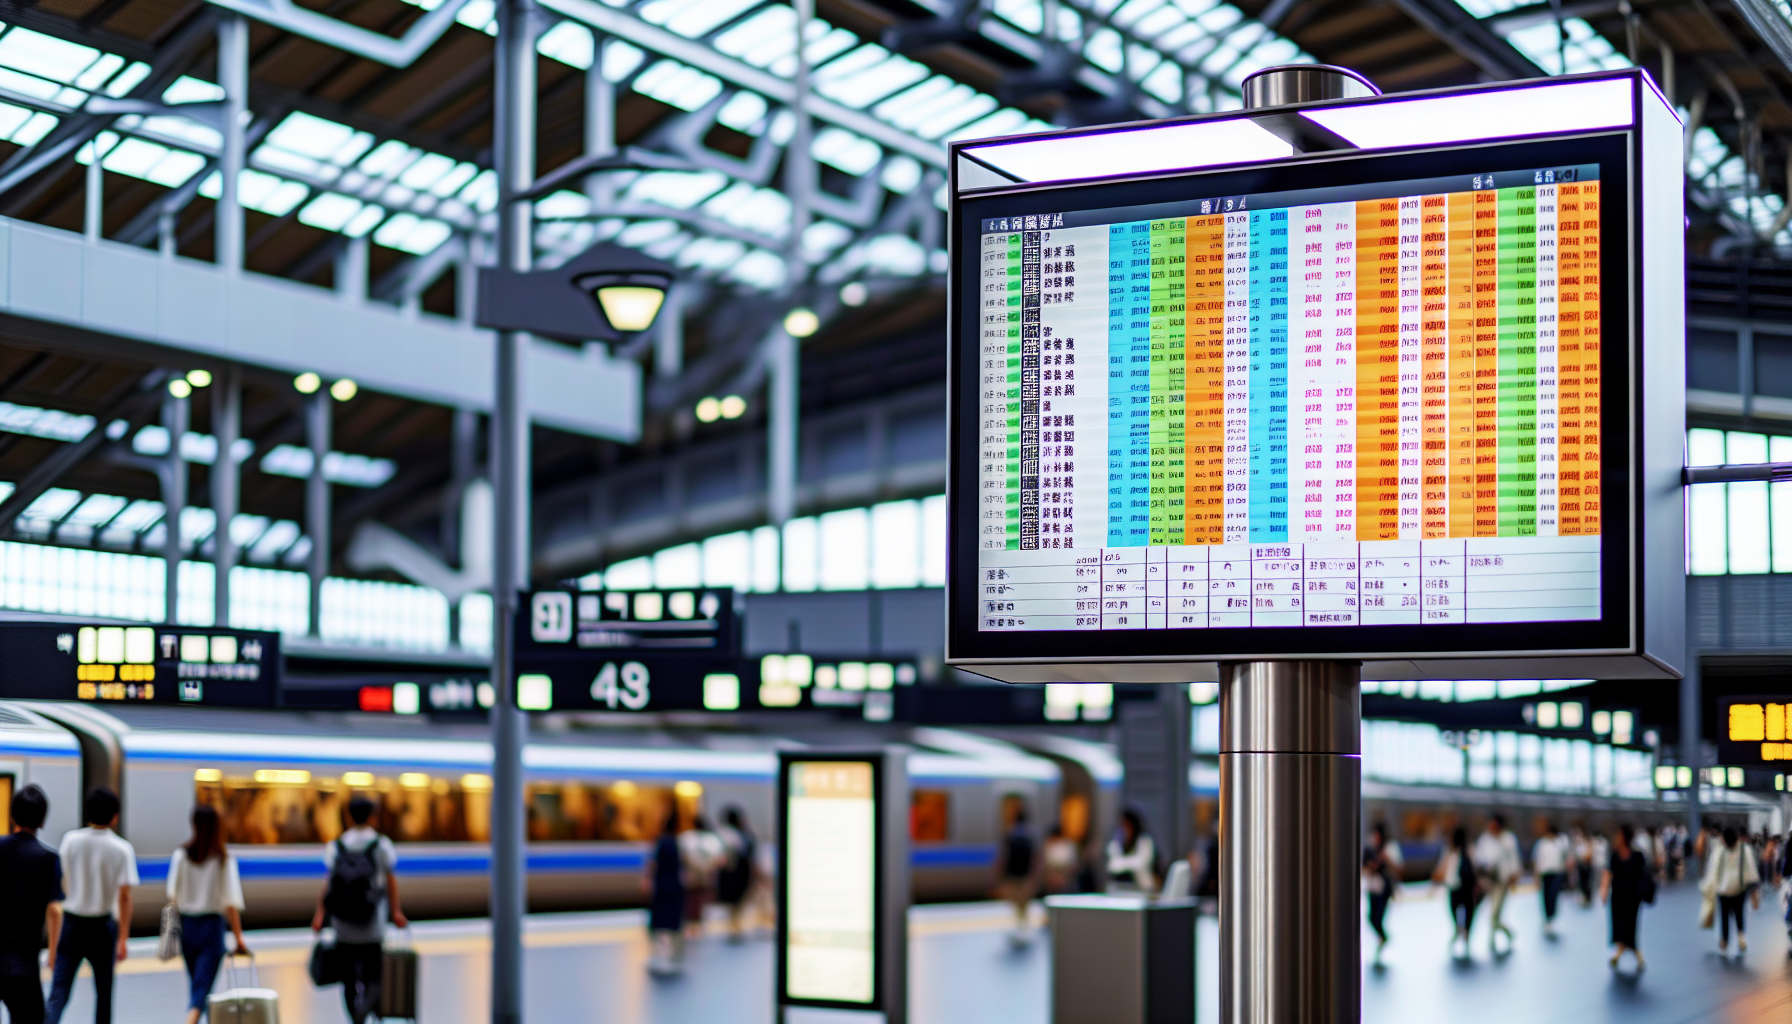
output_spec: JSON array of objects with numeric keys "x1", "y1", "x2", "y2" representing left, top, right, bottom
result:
[{"x1": 44, "y1": 882, "x2": 1792, "y2": 1023}]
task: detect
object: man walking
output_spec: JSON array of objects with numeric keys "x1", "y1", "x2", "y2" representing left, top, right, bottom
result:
[
  {"x1": 313, "y1": 796, "x2": 407, "y2": 1024},
  {"x1": 0, "y1": 785, "x2": 63, "y2": 1024},
  {"x1": 1473, "y1": 815, "x2": 1521, "y2": 953},
  {"x1": 45, "y1": 788, "x2": 136, "y2": 1024}
]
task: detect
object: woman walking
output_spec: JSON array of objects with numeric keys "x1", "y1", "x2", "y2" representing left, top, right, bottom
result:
[
  {"x1": 645, "y1": 808, "x2": 686, "y2": 976},
  {"x1": 1105, "y1": 809, "x2": 1158, "y2": 895},
  {"x1": 714, "y1": 807, "x2": 756, "y2": 942},
  {"x1": 1432, "y1": 827, "x2": 1478, "y2": 960},
  {"x1": 165, "y1": 805, "x2": 247, "y2": 1024},
  {"x1": 1601, "y1": 824, "x2": 1648, "y2": 974},
  {"x1": 1702, "y1": 825, "x2": 1760, "y2": 956}
]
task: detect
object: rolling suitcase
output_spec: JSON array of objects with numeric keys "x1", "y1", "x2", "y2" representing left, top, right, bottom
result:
[
  {"x1": 207, "y1": 952, "x2": 279, "y2": 1024},
  {"x1": 378, "y1": 929, "x2": 419, "y2": 1021}
]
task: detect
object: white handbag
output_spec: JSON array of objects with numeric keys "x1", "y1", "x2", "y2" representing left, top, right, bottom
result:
[{"x1": 156, "y1": 903, "x2": 181, "y2": 961}]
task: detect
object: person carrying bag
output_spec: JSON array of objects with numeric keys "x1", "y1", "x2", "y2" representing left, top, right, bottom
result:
[{"x1": 207, "y1": 952, "x2": 277, "y2": 1024}]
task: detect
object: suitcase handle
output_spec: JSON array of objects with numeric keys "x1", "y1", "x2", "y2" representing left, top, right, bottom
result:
[{"x1": 224, "y1": 949, "x2": 258, "y2": 990}]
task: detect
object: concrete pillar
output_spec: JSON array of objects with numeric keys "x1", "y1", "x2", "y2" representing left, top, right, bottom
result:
[{"x1": 306, "y1": 390, "x2": 331, "y2": 638}]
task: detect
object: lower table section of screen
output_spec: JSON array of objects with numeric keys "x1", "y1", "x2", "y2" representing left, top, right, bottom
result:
[{"x1": 977, "y1": 535, "x2": 1599, "y2": 631}]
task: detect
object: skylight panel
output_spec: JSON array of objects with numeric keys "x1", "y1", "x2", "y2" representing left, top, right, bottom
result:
[
  {"x1": 946, "y1": 107, "x2": 1033, "y2": 143},
  {"x1": 230, "y1": 514, "x2": 270, "y2": 547},
  {"x1": 399, "y1": 152, "x2": 457, "y2": 190},
  {"x1": 299, "y1": 193, "x2": 366, "y2": 232},
  {"x1": 641, "y1": 230, "x2": 692, "y2": 261},
  {"x1": 457, "y1": 0, "x2": 497, "y2": 32},
  {"x1": 0, "y1": 401, "x2": 94, "y2": 441},
  {"x1": 103, "y1": 61, "x2": 149, "y2": 97},
  {"x1": 1156, "y1": 22, "x2": 1208, "y2": 52},
  {"x1": 801, "y1": 219, "x2": 852, "y2": 257},
  {"x1": 1134, "y1": 4, "x2": 1189, "y2": 37},
  {"x1": 373, "y1": 213, "x2": 453, "y2": 254},
  {"x1": 914, "y1": 92, "x2": 996, "y2": 140},
  {"x1": 267, "y1": 112, "x2": 359, "y2": 162},
  {"x1": 873, "y1": 76, "x2": 955, "y2": 126},
  {"x1": 162, "y1": 75, "x2": 225, "y2": 104},
  {"x1": 458, "y1": 170, "x2": 498, "y2": 212},
  {"x1": 726, "y1": 248, "x2": 786, "y2": 290},
  {"x1": 537, "y1": 21, "x2": 594, "y2": 69},
  {"x1": 99, "y1": 137, "x2": 168, "y2": 177},
  {"x1": 73, "y1": 54, "x2": 123, "y2": 92},
  {"x1": 880, "y1": 155, "x2": 922, "y2": 193},
  {"x1": 625, "y1": 169, "x2": 729, "y2": 209},
  {"x1": 633, "y1": 60, "x2": 724, "y2": 111},
  {"x1": 1085, "y1": 28, "x2": 1124, "y2": 72},
  {"x1": 429, "y1": 162, "x2": 478, "y2": 197},
  {"x1": 676, "y1": 236, "x2": 748, "y2": 270},
  {"x1": 993, "y1": 0, "x2": 1044, "y2": 32},
  {"x1": 649, "y1": 0, "x2": 761, "y2": 39},
  {"x1": 10, "y1": 113, "x2": 54, "y2": 146},
  {"x1": 618, "y1": 218, "x2": 681, "y2": 247},
  {"x1": 704, "y1": 184, "x2": 791, "y2": 237},
  {"x1": 1112, "y1": 0, "x2": 1169, "y2": 29},
  {"x1": 138, "y1": 115, "x2": 220, "y2": 151},
  {"x1": 20, "y1": 488, "x2": 81, "y2": 522},
  {"x1": 64, "y1": 493, "x2": 125, "y2": 528},
  {"x1": 820, "y1": 51, "x2": 929, "y2": 109},
  {"x1": 603, "y1": 39, "x2": 646, "y2": 82},
  {"x1": 261, "y1": 446, "x2": 397, "y2": 487},
  {"x1": 0, "y1": 67, "x2": 65, "y2": 102},
  {"x1": 717, "y1": 90, "x2": 769, "y2": 133},
  {"x1": 235, "y1": 169, "x2": 309, "y2": 216},
  {"x1": 359, "y1": 140, "x2": 417, "y2": 178},
  {"x1": 0, "y1": 28, "x2": 100, "y2": 86},
  {"x1": 248, "y1": 520, "x2": 299, "y2": 562},
  {"x1": 535, "y1": 189, "x2": 590, "y2": 220},
  {"x1": 1142, "y1": 62, "x2": 1183, "y2": 102},
  {"x1": 0, "y1": 104, "x2": 32, "y2": 138},
  {"x1": 179, "y1": 506, "x2": 216, "y2": 546},
  {"x1": 714, "y1": 6, "x2": 790, "y2": 61},
  {"x1": 111, "y1": 499, "x2": 164, "y2": 533},
  {"x1": 812, "y1": 127, "x2": 881, "y2": 175},
  {"x1": 863, "y1": 233, "x2": 927, "y2": 275}
]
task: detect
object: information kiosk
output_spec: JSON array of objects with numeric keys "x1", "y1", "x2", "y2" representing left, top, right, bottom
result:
[
  {"x1": 947, "y1": 65, "x2": 1686, "y2": 1021},
  {"x1": 776, "y1": 749, "x2": 908, "y2": 1024}
]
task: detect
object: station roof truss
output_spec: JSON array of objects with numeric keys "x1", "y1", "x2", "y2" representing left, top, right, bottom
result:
[{"x1": 0, "y1": 0, "x2": 1783, "y2": 583}]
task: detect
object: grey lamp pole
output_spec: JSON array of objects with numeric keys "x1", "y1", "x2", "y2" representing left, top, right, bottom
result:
[
  {"x1": 490, "y1": 0, "x2": 535, "y2": 1017},
  {"x1": 1218, "y1": 65, "x2": 1376, "y2": 1024}
]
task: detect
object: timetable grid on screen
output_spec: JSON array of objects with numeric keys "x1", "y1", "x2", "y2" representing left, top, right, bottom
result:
[{"x1": 976, "y1": 166, "x2": 1604, "y2": 632}]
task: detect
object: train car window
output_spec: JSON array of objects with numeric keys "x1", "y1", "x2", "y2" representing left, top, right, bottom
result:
[
  {"x1": 911, "y1": 790, "x2": 949, "y2": 842},
  {"x1": 1000, "y1": 793, "x2": 1027, "y2": 831},
  {"x1": 1058, "y1": 793, "x2": 1089, "y2": 843},
  {"x1": 0, "y1": 774, "x2": 11, "y2": 833},
  {"x1": 195, "y1": 771, "x2": 708, "y2": 844}
]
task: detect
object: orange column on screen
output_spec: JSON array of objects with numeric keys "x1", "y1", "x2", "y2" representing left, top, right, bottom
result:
[
  {"x1": 1419, "y1": 195, "x2": 1450, "y2": 537},
  {"x1": 1355, "y1": 199, "x2": 1401, "y2": 540},
  {"x1": 1556, "y1": 183, "x2": 1590, "y2": 535},
  {"x1": 1470, "y1": 189, "x2": 1501, "y2": 538},
  {"x1": 1447, "y1": 190, "x2": 1476, "y2": 538},
  {"x1": 1184, "y1": 215, "x2": 1227, "y2": 544}
]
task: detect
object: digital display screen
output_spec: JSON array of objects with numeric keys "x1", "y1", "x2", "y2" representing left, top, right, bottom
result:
[
  {"x1": 1722, "y1": 698, "x2": 1792, "y2": 764},
  {"x1": 0, "y1": 623, "x2": 280, "y2": 707},
  {"x1": 784, "y1": 760, "x2": 877, "y2": 1005},
  {"x1": 965, "y1": 144, "x2": 1621, "y2": 649}
]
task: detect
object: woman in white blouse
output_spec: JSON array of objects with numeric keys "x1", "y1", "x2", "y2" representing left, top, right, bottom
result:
[{"x1": 166, "y1": 805, "x2": 248, "y2": 1024}]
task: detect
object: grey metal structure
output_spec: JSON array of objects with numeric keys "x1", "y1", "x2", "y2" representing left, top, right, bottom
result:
[{"x1": 1046, "y1": 895, "x2": 1197, "y2": 1024}]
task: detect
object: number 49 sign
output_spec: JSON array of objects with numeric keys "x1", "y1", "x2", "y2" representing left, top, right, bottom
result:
[{"x1": 589, "y1": 661, "x2": 650, "y2": 710}]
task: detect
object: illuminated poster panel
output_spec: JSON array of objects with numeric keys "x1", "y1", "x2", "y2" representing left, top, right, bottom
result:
[
  {"x1": 1720, "y1": 697, "x2": 1792, "y2": 765},
  {"x1": 947, "y1": 71, "x2": 1687, "y2": 682},
  {"x1": 784, "y1": 760, "x2": 877, "y2": 1004}
]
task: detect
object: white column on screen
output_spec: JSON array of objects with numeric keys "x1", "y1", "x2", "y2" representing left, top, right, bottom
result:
[
  {"x1": 1207, "y1": 543, "x2": 1251, "y2": 627},
  {"x1": 1397, "y1": 196, "x2": 1423, "y2": 538},
  {"x1": 1223, "y1": 214, "x2": 1251, "y2": 544},
  {"x1": 1249, "y1": 543, "x2": 1303, "y2": 626},
  {"x1": 1101, "y1": 547, "x2": 1147, "y2": 629},
  {"x1": 1302, "y1": 540, "x2": 1359, "y2": 626},
  {"x1": 1420, "y1": 537, "x2": 1466, "y2": 623},
  {"x1": 1325, "y1": 202, "x2": 1358, "y2": 541},
  {"x1": 1359, "y1": 539, "x2": 1421, "y2": 624},
  {"x1": 1534, "y1": 183, "x2": 1560, "y2": 535},
  {"x1": 1145, "y1": 545, "x2": 1168, "y2": 628},
  {"x1": 1168, "y1": 545, "x2": 1209, "y2": 627}
]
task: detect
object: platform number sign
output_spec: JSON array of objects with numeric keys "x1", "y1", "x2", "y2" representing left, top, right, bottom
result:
[
  {"x1": 530, "y1": 592, "x2": 573, "y2": 643},
  {"x1": 590, "y1": 661, "x2": 650, "y2": 710}
]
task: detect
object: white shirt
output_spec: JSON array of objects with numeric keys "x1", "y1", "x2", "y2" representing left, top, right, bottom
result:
[
  {"x1": 59, "y1": 827, "x2": 139, "y2": 919},
  {"x1": 1533, "y1": 835, "x2": 1569, "y2": 874},
  {"x1": 1106, "y1": 835, "x2": 1157, "y2": 893},
  {"x1": 1473, "y1": 830, "x2": 1521, "y2": 883},
  {"x1": 1705, "y1": 841, "x2": 1759, "y2": 897},
  {"x1": 166, "y1": 847, "x2": 245, "y2": 915}
]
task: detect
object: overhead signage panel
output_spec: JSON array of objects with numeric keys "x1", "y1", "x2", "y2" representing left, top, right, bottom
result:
[
  {"x1": 946, "y1": 69, "x2": 1685, "y2": 681},
  {"x1": 0, "y1": 622, "x2": 281, "y2": 707}
]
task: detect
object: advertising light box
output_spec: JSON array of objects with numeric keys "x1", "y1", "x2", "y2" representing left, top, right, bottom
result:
[
  {"x1": 1720, "y1": 697, "x2": 1792, "y2": 766},
  {"x1": 946, "y1": 70, "x2": 1685, "y2": 682}
]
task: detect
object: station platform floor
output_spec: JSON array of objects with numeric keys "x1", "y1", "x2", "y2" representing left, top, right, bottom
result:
[{"x1": 51, "y1": 881, "x2": 1792, "y2": 1023}]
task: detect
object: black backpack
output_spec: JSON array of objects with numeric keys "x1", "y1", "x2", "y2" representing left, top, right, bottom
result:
[
  {"x1": 323, "y1": 838, "x2": 381, "y2": 925},
  {"x1": 1003, "y1": 828, "x2": 1036, "y2": 878}
]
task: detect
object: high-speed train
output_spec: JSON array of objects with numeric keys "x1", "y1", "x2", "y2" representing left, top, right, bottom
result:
[{"x1": 0, "y1": 702, "x2": 1110, "y2": 932}]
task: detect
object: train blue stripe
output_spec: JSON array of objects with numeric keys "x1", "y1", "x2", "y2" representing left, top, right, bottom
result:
[{"x1": 137, "y1": 845, "x2": 992, "y2": 880}]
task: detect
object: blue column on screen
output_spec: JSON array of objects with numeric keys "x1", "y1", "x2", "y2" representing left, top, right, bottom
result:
[
  {"x1": 1123, "y1": 222, "x2": 1152, "y2": 546},
  {"x1": 1264, "y1": 209, "x2": 1290, "y2": 541},
  {"x1": 1108, "y1": 224, "x2": 1129, "y2": 546}
]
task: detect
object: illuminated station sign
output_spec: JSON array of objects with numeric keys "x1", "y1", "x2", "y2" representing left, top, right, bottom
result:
[
  {"x1": 0, "y1": 622, "x2": 280, "y2": 707},
  {"x1": 1721, "y1": 698, "x2": 1792, "y2": 764}
]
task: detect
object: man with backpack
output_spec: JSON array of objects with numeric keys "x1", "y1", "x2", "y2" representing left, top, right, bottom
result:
[{"x1": 312, "y1": 796, "x2": 406, "y2": 1024}]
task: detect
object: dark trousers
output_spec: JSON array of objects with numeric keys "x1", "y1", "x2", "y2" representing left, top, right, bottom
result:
[
  {"x1": 0, "y1": 950, "x2": 44, "y2": 1024},
  {"x1": 1540, "y1": 872, "x2": 1565, "y2": 921},
  {"x1": 1719, "y1": 893, "x2": 1748, "y2": 943},
  {"x1": 338, "y1": 941, "x2": 384, "y2": 1024},
  {"x1": 180, "y1": 913, "x2": 226, "y2": 1011},
  {"x1": 1367, "y1": 890, "x2": 1391, "y2": 942},
  {"x1": 1449, "y1": 888, "x2": 1479, "y2": 936},
  {"x1": 44, "y1": 914, "x2": 115, "y2": 1024}
]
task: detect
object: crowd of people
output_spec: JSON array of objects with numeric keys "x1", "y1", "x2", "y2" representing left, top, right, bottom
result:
[
  {"x1": 1367, "y1": 816, "x2": 1792, "y2": 974},
  {"x1": 643, "y1": 806, "x2": 768, "y2": 975}
]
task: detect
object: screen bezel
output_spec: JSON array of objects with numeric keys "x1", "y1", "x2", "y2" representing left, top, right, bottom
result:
[
  {"x1": 947, "y1": 131, "x2": 1637, "y2": 666},
  {"x1": 775, "y1": 753, "x2": 887, "y2": 1012}
]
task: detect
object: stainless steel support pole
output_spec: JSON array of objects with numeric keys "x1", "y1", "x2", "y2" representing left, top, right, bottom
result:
[
  {"x1": 162, "y1": 391, "x2": 187, "y2": 626},
  {"x1": 1681, "y1": 641, "x2": 1701, "y2": 836},
  {"x1": 1219, "y1": 661, "x2": 1361, "y2": 1024},
  {"x1": 305, "y1": 390, "x2": 330, "y2": 637},
  {"x1": 211, "y1": 367, "x2": 240, "y2": 627},
  {"x1": 216, "y1": 14, "x2": 248, "y2": 274},
  {"x1": 767, "y1": 0, "x2": 813, "y2": 531},
  {"x1": 84, "y1": 147, "x2": 102, "y2": 242},
  {"x1": 491, "y1": 0, "x2": 536, "y2": 1017},
  {"x1": 337, "y1": 236, "x2": 368, "y2": 303}
]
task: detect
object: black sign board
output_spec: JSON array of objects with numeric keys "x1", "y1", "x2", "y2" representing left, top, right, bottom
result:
[
  {"x1": 0, "y1": 622, "x2": 280, "y2": 708},
  {"x1": 1718, "y1": 696, "x2": 1792, "y2": 766},
  {"x1": 515, "y1": 589, "x2": 750, "y2": 713}
]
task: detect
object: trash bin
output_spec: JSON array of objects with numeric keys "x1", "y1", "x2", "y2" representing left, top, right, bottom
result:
[{"x1": 1045, "y1": 894, "x2": 1195, "y2": 1024}]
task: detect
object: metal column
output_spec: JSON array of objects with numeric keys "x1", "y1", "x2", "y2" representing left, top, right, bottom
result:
[
  {"x1": 84, "y1": 145, "x2": 102, "y2": 242},
  {"x1": 1218, "y1": 661, "x2": 1360, "y2": 1024},
  {"x1": 1217, "y1": 65, "x2": 1377, "y2": 1024},
  {"x1": 305, "y1": 390, "x2": 331, "y2": 637},
  {"x1": 161, "y1": 391, "x2": 188, "y2": 625},
  {"x1": 768, "y1": 0, "x2": 814, "y2": 529},
  {"x1": 211, "y1": 368, "x2": 241, "y2": 627},
  {"x1": 1681, "y1": 633, "x2": 1702, "y2": 837},
  {"x1": 491, "y1": 0, "x2": 537, "y2": 1017},
  {"x1": 216, "y1": 14, "x2": 248, "y2": 273}
]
